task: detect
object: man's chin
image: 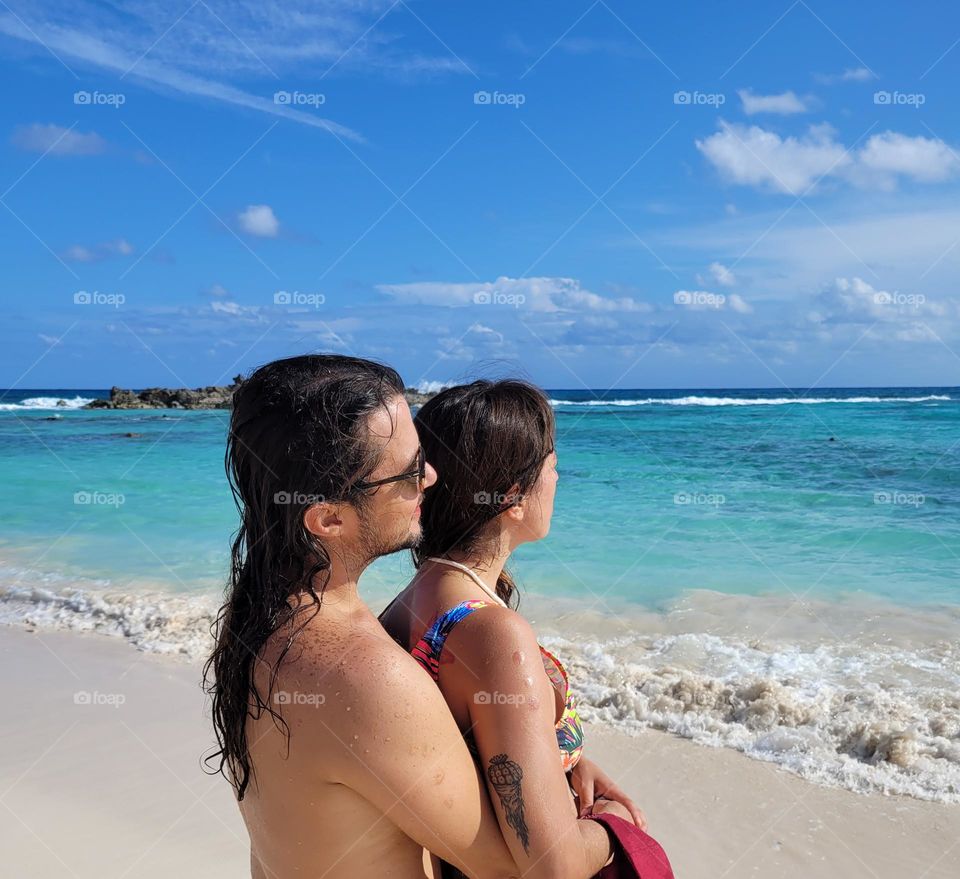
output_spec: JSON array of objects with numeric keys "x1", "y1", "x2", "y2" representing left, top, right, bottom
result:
[{"x1": 380, "y1": 525, "x2": 421, "y2": 558}]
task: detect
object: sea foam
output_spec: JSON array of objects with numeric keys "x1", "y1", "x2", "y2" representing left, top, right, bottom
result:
[
  {"x1": 2, "y1": 578, "x2": 958, "y2": 804},
  {"x1": 0, "y1": 396, "x2": 96, "y2": 411},
  {"x1": 549, "y1": 394, "x2": 952, "y2": 407}
]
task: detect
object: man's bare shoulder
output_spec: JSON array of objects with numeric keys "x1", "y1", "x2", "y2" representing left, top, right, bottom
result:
[{"x1": 259, "y1": 608, "x2": 438, "y2": 728}]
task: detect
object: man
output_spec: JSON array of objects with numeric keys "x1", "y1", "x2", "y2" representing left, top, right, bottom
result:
[{"x1": 205, "y1": 354, "x2": 617, "y2": 878}]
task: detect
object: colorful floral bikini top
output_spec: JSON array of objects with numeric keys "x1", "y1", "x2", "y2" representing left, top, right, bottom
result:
[{"x1": 411, "y1": 599, "x2": 584, "y2": 772}]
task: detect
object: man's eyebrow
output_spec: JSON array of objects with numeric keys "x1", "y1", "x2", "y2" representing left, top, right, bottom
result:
[{"x1": 402, "y1": 448, "x2": 420, "y2": 470}]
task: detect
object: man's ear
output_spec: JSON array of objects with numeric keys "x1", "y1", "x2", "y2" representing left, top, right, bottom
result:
[{"x1": 303, "y1": 502, "x2": 344, "y2": 539}]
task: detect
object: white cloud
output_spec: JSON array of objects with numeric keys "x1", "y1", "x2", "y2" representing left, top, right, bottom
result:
[
  {"x1": 237, "y1": 205, "x2": 280, "y2": 238},
  {"x1": 738, "y1": 89, "x2": 810, "y2": 115},
  {"x1": 728, "y1": 293, "x2": 753, "y2": 313},
  {"x1": 206, "y1": 284, "x2": 229, "y2": 298},
  {"x1": 811, "y1": 277, "x2": 940, "y2": 330},
  {"x1": 376, "y1": 276, "x2": 652, "y2": 313},
  {"x1": 708, "y1": 262, "x2": 736, "y2": 286},
  {"x1": 663, "y1": 203, "x2": 960, "y2": 295},
  {"x1": 696, "y1": 121, "x2": 850, "y2": 194},
  {"x1": 11, "y1": 123, "x2": 106, "y2": 156},
  {"x1": 857, "y1": 132, "x2": 959, "y2": 184},
  {"x1": 697, "y1": 122, "x2": 960, "y2": 194},
  {"x1": 62, "y1": 245, "x2": 95, "y2": 262},
  {"x1": 435, "y1": 322, "x2": 510, "y2": 361},
  {"x1": 815, "y1": 67, "x2": 875, "y2": 84},
  {"x1": 210, "y1": 300, "x2": 263, "y2": 319},
  {"x1": 61, "y1": 238, "x2": 134, "y2": 262}
]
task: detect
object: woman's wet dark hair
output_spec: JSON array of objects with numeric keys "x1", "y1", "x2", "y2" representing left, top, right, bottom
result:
[
  {"x1": 203, "y1": 353, "x2": 404, "y2": 800},
  {"x1": 412, "y1": 379, "x2": 555, "y2": 607}
]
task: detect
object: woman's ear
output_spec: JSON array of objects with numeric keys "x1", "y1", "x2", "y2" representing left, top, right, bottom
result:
[
  {"x1": 501, "y1": 483, "x2": 525, "y2": 521},
  {"x1": 303, "y1": 502, "x2": 344, "y2": 539}
]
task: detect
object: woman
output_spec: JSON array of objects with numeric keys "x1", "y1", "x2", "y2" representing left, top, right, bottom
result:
[{"x1": 380, "y1": 379, "x2": 646, "y2": 877}]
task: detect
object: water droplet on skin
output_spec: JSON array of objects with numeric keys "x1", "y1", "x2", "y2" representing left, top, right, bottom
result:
[
  {"x1": 353, "y1": 734, "x2": 359, "y2": 740},
  {"x1": 512, "y1": 650, "x2": 525, "y2": 665}
]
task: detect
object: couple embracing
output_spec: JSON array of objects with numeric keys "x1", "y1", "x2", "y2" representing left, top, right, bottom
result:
[{"x1": 205, "y1": 354, "x2": 671, "y2": 879}]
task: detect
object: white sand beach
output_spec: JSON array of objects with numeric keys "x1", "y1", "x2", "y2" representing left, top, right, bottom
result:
[{"x1": 2, "y1": 624, "x2": 957, "y2": 878}]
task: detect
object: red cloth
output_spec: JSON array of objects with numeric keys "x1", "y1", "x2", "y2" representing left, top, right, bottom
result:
[{"x1": 584, "y1": 812, "x2": 675, "y2": 879}]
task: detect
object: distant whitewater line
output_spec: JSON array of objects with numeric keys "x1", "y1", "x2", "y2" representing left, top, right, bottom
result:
[
  {"x1": 0, "y1": 395, "x2": 96, "y2": 411},
  {"x1": 548, "y1": 394, "x2": 952, "y2": 407},
  {"x1": 0, "y1": 392, "x2": 952, "y2": 411},
  {"x1": 2, "y1": 579, "x2": 958, "y2": 804}
]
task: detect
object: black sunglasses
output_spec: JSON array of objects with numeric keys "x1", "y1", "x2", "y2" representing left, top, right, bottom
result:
[{"x1": 354, "y1": 446, "x2": 426, "y2": 491}]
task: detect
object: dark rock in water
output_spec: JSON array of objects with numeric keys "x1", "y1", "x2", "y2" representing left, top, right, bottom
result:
[
  {"x1": 42, "y1": 415, "x2": 62, "y2": 421},
  {"x1": 829, "y1": 437, "x2": 836, "y2": 442},
  {"x1": 123, "y1": 432, "x2": 143, "y2": 438},
  {"x1": 86, "y1": 379, "x2": 243, "y2": 410},
  {"x1": 85, "y1": 375, "x2": 436, "y2": 410},
  {"x1": 56, "y1": 399, "x2": 68, "y2": 407}
]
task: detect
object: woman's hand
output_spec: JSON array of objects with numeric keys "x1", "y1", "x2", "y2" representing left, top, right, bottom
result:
[{"x1": 570, "y1": 757, "x2": 647, "y2": 831}]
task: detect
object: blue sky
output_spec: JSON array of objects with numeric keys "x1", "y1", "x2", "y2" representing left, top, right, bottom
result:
[{"x1": 2, "y1": 0, "x2": 960, "y2": 390}]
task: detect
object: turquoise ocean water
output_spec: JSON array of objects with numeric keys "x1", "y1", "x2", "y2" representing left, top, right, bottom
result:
[{"x1": 1, "y1": 387, "x2": 958, "y2": 802}]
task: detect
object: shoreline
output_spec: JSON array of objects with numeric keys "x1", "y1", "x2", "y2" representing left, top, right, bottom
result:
[
  {"x1": 2, "y1": 573, "x2": 959, "y2": 806},
  {"x1": 2, "y1": 624, "x2": 956, "y2": 878}
]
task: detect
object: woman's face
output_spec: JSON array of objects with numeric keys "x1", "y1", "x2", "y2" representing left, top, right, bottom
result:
[{"x1": 513, "y1": 448, "x2": 559, "y2": 545}]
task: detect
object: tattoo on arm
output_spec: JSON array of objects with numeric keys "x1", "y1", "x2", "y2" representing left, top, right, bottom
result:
[{"x1": 486, "y1": 753, "x2": 530, "y2": 854}]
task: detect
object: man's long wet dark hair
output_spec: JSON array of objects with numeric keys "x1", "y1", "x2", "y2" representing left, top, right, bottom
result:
[
  {"x1": 203, "y1": 353, "x2": 404, "y2": 800},
  {"x1": 412, "y1": 379, "x2": 555, "y2": 607}
]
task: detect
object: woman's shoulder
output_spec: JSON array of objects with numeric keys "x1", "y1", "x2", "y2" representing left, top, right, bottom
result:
[{"x1": 441, "y1": 602, "x2": 539, "y2": 658}]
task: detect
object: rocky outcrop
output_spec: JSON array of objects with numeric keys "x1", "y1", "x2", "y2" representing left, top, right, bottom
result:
[
  {"x1": 85, "y1": 377, "x2": 244, "y2": 410},
  {"x1": 84, "y1": 376, "x2": 435, "y2": 410}
]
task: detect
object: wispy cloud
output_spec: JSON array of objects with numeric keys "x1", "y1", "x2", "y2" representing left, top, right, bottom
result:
[
  {"x1": 10, "y1": 122, "x2": 106, "y2": 155},
  {"x1": 738, "y1": 89, "x2": 811, "y2": 116},
  {"x1": 61, "y1": 238, "x2": 134, "y2": 263},
  {"x1": 377, "y1": 276, "x2": 653, "y2": 313},
  {"x1": 0, "y1": 2, "x2": 471, "y2": 139},
  {"x1": 814, "y1": 66, "x2": 875, "y2": 85}
]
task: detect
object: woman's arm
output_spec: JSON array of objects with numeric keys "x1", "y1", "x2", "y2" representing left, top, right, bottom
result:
[{"x1": 441, "y1": 607, "x2": 616, "y2": 879}]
